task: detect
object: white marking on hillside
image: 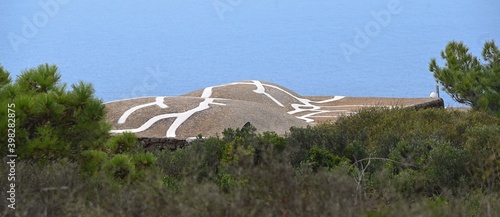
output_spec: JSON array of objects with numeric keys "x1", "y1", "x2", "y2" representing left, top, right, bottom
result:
[
  {"x1": 166, "y1": 98, "x2": 221, "y2": 137},
  {"x1": 111, "y1": 80, "x2": 349, "y2": 138},
  {"x1": 118, "y1": 97, "x2": 168, "y2": 124},
  {"x1": 200, "y1": 81, "x2": 347, "y2": 122},
  {"x1": 256, "y1": 83, "x2": 346, "y2": 121},
  {"x1": 156, "y1": 97, "x2": 169, "y2": 108},
  {"x1": 111, "y1": 98, "x2": 226, "y2": 137},
  {"x1": 201, "y1": 86, "x2": 214, "y2": 98},
  {"x1": 293, "y1": 110, "x2": 352, "y2": 122},
  {"x1": 251, "y1": 80, "x2": 285, "y2": 107}
]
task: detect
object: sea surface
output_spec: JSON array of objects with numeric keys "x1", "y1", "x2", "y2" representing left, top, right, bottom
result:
[{"x1": 1, "y1": 0, "x2": 499, "y2": 107}]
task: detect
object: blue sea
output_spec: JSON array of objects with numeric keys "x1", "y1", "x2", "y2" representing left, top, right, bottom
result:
[{"x1": 1, "y1": 0, "x2": 499, "y2": 107}]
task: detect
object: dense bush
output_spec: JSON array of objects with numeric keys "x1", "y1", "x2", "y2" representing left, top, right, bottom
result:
[
  {"x1": 290, "y1": 107, "x2": 500, "y2": 198},
  {"x1": 80, "y1": 150, "x2": 108, "y2": 177},
  {"x1": 307, "y1": 146, "x2": 350, "y2": 171},
  {"x1": 464, "y1": 124, "x2": 500, "y2": 189},
  {"x1": 103, "y1": 154, "x2": 136, "y2": 184},
  {"x1": 155, "y1": 137, "x2": 223, "y2": 183}
]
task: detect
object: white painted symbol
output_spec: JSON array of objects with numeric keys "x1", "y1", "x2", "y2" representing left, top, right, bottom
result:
[{"x1": 109, "y1": 81, "x2": 348, "y2": 137}]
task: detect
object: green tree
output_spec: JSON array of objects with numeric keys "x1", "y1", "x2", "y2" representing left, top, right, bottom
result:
[
  {"x1": 430, "y1": 40, "x2": 500, "y2": 114},
  {"x1": 0, "y1": 64, "x2": 111, "y2": 163}
]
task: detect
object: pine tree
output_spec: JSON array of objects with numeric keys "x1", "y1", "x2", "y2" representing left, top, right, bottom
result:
[
  {"x1": 429, "y1": 40, "x2": 500, "y2": 115},
  {"x1": 0, "y1": 64, "x2": 111, "y2": 163}
]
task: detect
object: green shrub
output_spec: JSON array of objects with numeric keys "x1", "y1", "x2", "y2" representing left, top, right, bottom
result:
[
  {"x1": 0, "y1": 65, "x2": 11, "y2": 87},
  {"x1": 260, "y1": 131, "x2": 287, "y2": 153},
  {"x1": 105, "y1": 132, "x2": 140, "y2": 154},
  {"x1": 287, "y1": 125, "x2": 346, "y2": 167},
  {"x1": 26, "y1": 125, "x2": 67, "y2": 164},
  {"x1": 386, "y1": 138, "x2": 437, "y2": 174},
  {"x1": 393, "y1": 168, "x2": 421, "y2": 198},
  {"x1": 247, "y1": 131, "x2": 289, "y2": 167},
  {"x1": 103, "y1": 154, "x2": 136, "y2": 184},
  {"x1": 221, "y1": 138, "x2": 255, "y2": 165},
  {"x1": 216, "y1": 173, "x2": 246, "y2": 193},
  {"x1": 426, "y1": 141, "x2": 470, "y2": 193},
  {"x1": 80, "y1": 150, "x2": 108, "y2": 177},
  {"x1": 343, "y1": 140, "x2": 368, "y2": 164},
  {"x1": 162, "y1": 175, "x2": 180, "y2": 192},
  {"x1": 132, "y1": 152, "x2": 157, "y2": 169},
  {"x1": 154, "y1": 137, "x2": 223, "y2": 182},
  {"x1": 222, "y1": 122, "x2": 257, "y2": 142},
  {"x1": 308, "y1": 146, "x2": 350, "y2": 171},
  {"x1": 131, "y1": 152, "x2": 158, "y2": 180},
  {"x1": 464, "y1": 124, "x2": 500, "y2": 190},
  {"x1": 286, "y1": 108, "x2": 500, "y2": 198}
]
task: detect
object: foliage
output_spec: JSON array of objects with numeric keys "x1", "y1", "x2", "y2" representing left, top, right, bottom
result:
[
  {"x1": 132, "y1": 152, "x2": 157, "y2": 169},
  {"x1": 131, "y1": 152, "x2": 158, "y2": 180},
  {"x1": 430, "y1": 40, "x2": 500, "y2": 115},
  {"x1": 162, "y1": 175, "x2": 180, "y2": 192},
  {"x1": 103, "y1": 154, "x2": 136, "y2": 184},
  {"x1": 286, "y1": 107, "x2": 500, "y2": 197},
  {"x1": 216, "y1": 173, "x2": 246, "y2": 193},
  {"x1": 425, "y1": 141, "x2": 469, "y2": 193},
  {"x1": 221, "y1": 121, "x2": 256, "y2": 142},
  {"x1": 0, "y1": 66, "x2": 11, "y2": 88},
  {"x1": 80, "y1": 150, "x2": 108, "y2": 177},
  {"x1": 288, "y1": 124, "x2": 346, "y2": 167},
  {"x1": 308, "y1": 146, "x2": 350, "y2": 171},
  {"x1": 0, "y1": 64, "x2": 111, "y2": 162},
  {"x1": 105, "y1": 132, "x2": 140, "y2": 154},
  {"x1": 261, "y1": 131, "x2": 287, "y2": 152},
  {"x1": 464, "y1": 124, "x2": 500, "y2": 189},
  {"x1": 154, "y1": 137, "x2": 223, "y2": 182}
]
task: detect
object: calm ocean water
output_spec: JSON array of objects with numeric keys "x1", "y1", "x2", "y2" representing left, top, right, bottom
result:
[{"x1": 1, "y1": 0, "x2": 499, "y2": 107}]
